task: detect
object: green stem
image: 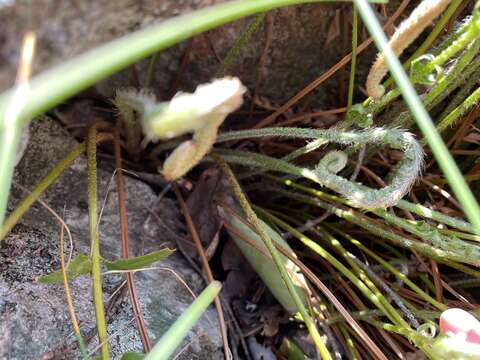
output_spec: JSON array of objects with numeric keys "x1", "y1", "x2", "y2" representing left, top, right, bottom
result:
[
  {"x1": 437, "y1": 65, "x2": 480, "y2": 122},
  {"x1": 330, "y1": 226, "x2": 447, "y2": 311},
  {"x1": 216, "y1": 126, "x2": 423, "y2": 209},
  {"x1": 391, "y1": 33, "x2": 480, "y2": 129},
  {"x1": 213, "y1": 154, "x2": 332, "y2": 360},
  {"x1": 373, "y1": 208, "x2": 480, "y2": 265},
  {"x1": 280, "y1": 176, "x2": 474, "y2": 234},
  {"x1": 449, "y1": 277, "x2": 480, "y2": 289},
  {"x1": 274, "y1": 188, "x2": 473, "y2": 265},
  {"x1": 0, "y1": 104, "x2": 21, "y2": 232},
  {"x1": 347, "y1": 4, "x2": 358, "y2": 110},
  {"x1": 313, "y1": 180, "x2": 479, "y2": 254},
  {"x1": 0, "y1": 133, "x2": 112, "y2": 242},
  {"x1": 430, "y1": 13, "x2": 480, "y2": 69},
  {"x1": 257, "y1": 207, "x2": 409, "y2": 329},
  {"x1": 365, "y1": 88, "x2": 401, "y2": 123},
  {"x1": 434, "y1": 86, "x2": 480, "y2": 135},
  {"x1": 318, "y1": 226, "x2": 412, "y2": 329},
  {"x1": 0, "y1": 0, "x2": 384, "y2": 228},
  {"x1": 144, "y1": 281, "x2": 222, "y2": 360},
  {"x1": 87, "y1": 126, "x2": 109, "y2": 360},
  {"x1": 216, "y1": 13, "x2": 266, "y2": 78},
  {"x1": 354, "y1": 0, "x2": 480, "y2": 234},
  {"x1": 339, "y1": 326, "x2": 361, "y2": 360},
  {"x1": 395, "y1": 199, "x2": 474, "y2": 233},
  {"x1": 327, "y1": 309, "x2": 439, "y2": 326},
  {"x1": 442, "y1": 260, "x2": 480, "y2": 278},
  {"x1": 440, "y1": 228, "x2": 480, "y2": 243}
]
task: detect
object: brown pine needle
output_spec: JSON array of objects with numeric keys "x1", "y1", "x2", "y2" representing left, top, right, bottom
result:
[
  {"x1": 59, "y1": 219, "x2": 88, "y2": 359},
  {"x1": 253, "y1": 0, "x2": 411, "y2": 129},
  {"x1": 113, "y1": 127, "x2": 152, "y2": 352},
  {"x1": 173, "y1": 184, "x2": 232, "y2": 360},
  {"x1": 219, "y1": 203, "x2": 388, "y2": 360}
]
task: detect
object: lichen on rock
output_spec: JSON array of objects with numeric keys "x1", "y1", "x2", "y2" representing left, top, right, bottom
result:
[{"x1": 2, "y1": 116, "x2": 222, "y2": 359}]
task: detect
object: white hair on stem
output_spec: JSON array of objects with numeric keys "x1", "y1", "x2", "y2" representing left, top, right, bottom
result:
[
  {"x1": 114, "y1": 77, "x2": 246, "y2": 181},
  {"x1": 366, "y1": 0, "x2": 452, "y2": 99}
]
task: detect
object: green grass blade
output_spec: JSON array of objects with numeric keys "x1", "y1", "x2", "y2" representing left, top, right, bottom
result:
[
  {"x1": 347, "y1": 5, "x2": 358, "y2": 110},
  {"x1": 354, "y1": 0, "x2": 480, "y2": 234},
  {"x1": 87, "y1": 125, "x2": 110, "y2": 359},
  {"x1": 0, "y1": 0, "x2": 384, "y2": 228},
  {"x1": 144, "y1": 281, "x2": 221, "y2": 360}
]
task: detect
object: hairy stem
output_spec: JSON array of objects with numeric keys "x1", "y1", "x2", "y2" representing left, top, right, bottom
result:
[
  {"x1": 87, "y1": 125, "x2": 109, "y2": 360},
  {"x1": 217, "y1": 126, "x2": 423, "y2": 209},
  {"x1": 381, "y1": 0, "x2": 465, "y2": 90},
  {"x1": 216, "y1": 13, "x2": 266, "y2": 78},
  {"x1": 366, "y1": 0, "x2": 452, "y2": 98},
  {"x1": 277, "y1": 176, "x2": 475, "y2": 234},
  {"x1": 213, "y1": 154, "x2": 332, "y2": 360},
  {"x1": 275, "y1": 188, "x2": 476, "y2": 266},
  {"x1": 0, "y1": 133, "x2": 113, "y2": 242},
  {"x1": 434, "y1": 86, "x2": 480, "y2": 136},
  {"x1": 354, "y1": 0, "x2": 480, "y2": 234}
]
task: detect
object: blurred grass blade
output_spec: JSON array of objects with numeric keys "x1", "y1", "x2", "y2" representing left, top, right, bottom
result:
[
  {"x1": 0, "y1": 0, "x2": 384, "y2": 228},
  {"x1": 122, "y1": 351, "x2": 145, "y2": 360},
  {"x1": 121, "y1": 352, "x2": 145, "y2": 360},
  {"x1": 144, "y1": 281, "x2": 221, "y2": 360}
]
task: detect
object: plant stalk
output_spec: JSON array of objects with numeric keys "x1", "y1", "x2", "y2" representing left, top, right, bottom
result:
[
  {"x1": 213, "y1": 153, "x2": 332, "y2": 360},
  {"x1": 87, "y1": 125, "x2": 109, "y2": 359},
  {"x1": 354, "y1": 0, "x2": 480, "y2": 234}
]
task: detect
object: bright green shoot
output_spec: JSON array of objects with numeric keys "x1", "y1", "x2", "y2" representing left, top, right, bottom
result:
[
  {"x1": 354, "y1": 0, "x2": 480, "y2": 234},
  {"x1": 144, "y1": 281, "x2": 221, "y2": 360}
]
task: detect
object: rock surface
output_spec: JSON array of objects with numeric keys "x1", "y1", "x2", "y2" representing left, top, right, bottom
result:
[
  {"x1": 0, "y1": 1, "x2": 420, "y2": 358},
  {"x1": 0, "y1": 117, "x2": 222, "y2": 359},
  {"x1": 0, "y1": 0, "x2": 409, "y2": 108}
]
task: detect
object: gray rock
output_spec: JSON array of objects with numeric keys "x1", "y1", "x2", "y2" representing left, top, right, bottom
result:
[
  {"x1": 0, "y1": 0, "x2": 408, "y2": 108},
  {"x1": 1, "y1": 116, "x2": 222, "y2": 359}
]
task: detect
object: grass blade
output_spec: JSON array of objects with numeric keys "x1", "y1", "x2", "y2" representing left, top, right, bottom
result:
[
  {"x1": 354, "y1": 0, "x2": 480, "y2": 234},
  {"x1": 144, "y1": 281, "x2": 221, "y2": 360}
]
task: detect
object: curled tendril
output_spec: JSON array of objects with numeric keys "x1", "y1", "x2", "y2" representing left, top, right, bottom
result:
[
  {"x1": 114, "y1": 77, "x2": 246, "y2": 181},
  {"x1": 216, "y1": 127, "x2": 424, "y2": 209},
  {"x1": 366, "y1": 0, "x2": 452, "y2": 99},
  {"x1": 313, "y1": 129, "x2": 423, "y2": 208}
]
